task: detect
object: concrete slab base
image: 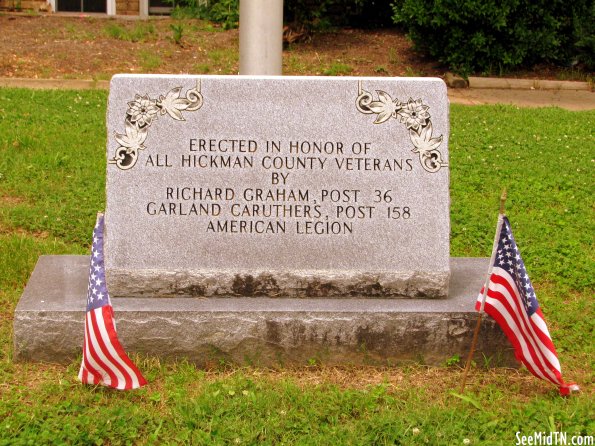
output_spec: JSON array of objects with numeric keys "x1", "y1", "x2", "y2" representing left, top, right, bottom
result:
[{"x1": 14, "y1": 256, "x2": 515, "y2": 367}]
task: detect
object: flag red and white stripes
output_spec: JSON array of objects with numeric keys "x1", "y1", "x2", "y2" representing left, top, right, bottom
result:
[
  {"x1": 80, "y1": 306, "x2": 147, "y2": 389},
  {"x1": 476, "y1": 216, "x2": 578, "y2": 396},
  {"x1": 479, "y1": 270, "x2": 562, "y2": 384}
]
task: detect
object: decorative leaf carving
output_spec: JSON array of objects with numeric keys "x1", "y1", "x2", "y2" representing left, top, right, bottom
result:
[
  {"x1": 109, "y1": 81, "x2": 204, "y2": 170},
  {"x1": 114, "y1": 119, "x2": 147, "y2": 151},
  {"x1": 409, "y1": 122, "x2": 443, "y2": 154},
  {"x1": 367, "y1": 90, "x2": 400, "y2": 124},
  {"x1": 355, "y1": 81, "x2": 448, "y2": 173},
  {"x1": 158, "y1": 87, "x2": 192, "y2": 121}
]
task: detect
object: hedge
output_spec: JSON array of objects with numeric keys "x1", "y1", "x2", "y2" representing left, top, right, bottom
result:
[{"x1": 390, "y1": 0, "x2": 595, "y2": 75}]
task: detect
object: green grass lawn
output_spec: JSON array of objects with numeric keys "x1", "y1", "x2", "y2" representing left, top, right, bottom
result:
[{"x1": 0, "y1": 88, "x2": 593, "y2": 445}]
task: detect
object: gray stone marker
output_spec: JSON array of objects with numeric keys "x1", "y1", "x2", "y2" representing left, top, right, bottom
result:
[
  {"x1": 105, "y1": 75, "x2": 450, "y2": 298},
  {"x1": 13, "y1": 75, "x2": 512, "y2": 367},
  {"x1": 14, "y1": 256, "x2": 515, "y2": 367}
]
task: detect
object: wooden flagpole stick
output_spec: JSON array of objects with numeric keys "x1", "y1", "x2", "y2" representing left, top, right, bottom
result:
[{"x1": 460, "y1": 189, "x2": 507, "y2": 393}]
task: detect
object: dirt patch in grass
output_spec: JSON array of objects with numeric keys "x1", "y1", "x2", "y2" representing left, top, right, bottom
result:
[
  {"x1": 0, "y1": 15, "x2": 240, "y2": 78},
  {"x1": 7, "y1": 362, "x2": 592, "y2": 399},
  {"x1": 173, "y1": 364, "x2": 591, "y2": 400},
  {"x1": 0, "y1": 195, "x2": 24, "y2": 205},
  {"x1": 0, "y1": 14, "x2": 588, "y2": 81}
]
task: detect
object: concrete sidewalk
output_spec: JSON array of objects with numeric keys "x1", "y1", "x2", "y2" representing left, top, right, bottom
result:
[
  {"x1": 0, "y1": 77, "x2": 593, "y2": 111},
  {"x1": 448, "y1": 88, "x2": 595, "y2": 111}
]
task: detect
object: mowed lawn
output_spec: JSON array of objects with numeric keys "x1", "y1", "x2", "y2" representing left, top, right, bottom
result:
[{"x1": 0, "y1": 88, "x2": 593, "y2": 445}]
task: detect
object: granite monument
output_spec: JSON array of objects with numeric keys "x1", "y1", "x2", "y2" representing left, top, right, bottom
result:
[
  {"x1": 14, "y1": 75, "x2": 513, "y2": 367},
  {"x1": 105, "y1": 75, "x2": 450, "y2": 299}
]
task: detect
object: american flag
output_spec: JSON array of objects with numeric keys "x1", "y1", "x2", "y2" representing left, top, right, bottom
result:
[
  {"x1": 476, "y1": 216, "x2": 578, "y2": 395},
  {"x1": 78, "y1": 214, "x2": 147, "y2": 390}
]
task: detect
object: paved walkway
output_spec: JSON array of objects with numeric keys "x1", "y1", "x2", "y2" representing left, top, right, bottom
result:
[
  {"x1": 0, "y1": 77, "x2": 593, "y2": 111},
  {"x1": 448, "y1": 88, "x2": 595, "y2": 111}
]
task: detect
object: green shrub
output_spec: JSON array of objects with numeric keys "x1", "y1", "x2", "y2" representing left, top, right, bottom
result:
[
  {"x1": 391, "y1": 0, "x2": 595, "y2": 75},
  {"x1": 207, "y1": 0, "x2": 239, "y2": 29},
  {"x1": 572, "y1": 1, "x2": 595, "y2": 70},
  {"x1": 284, "y1": 0, "x2": 394, "y2": 30},
  {"x1": 171, "y1": 0, "x2": 239, "y2": 30}
]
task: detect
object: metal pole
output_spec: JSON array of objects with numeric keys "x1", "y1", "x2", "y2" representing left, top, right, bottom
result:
[
  {"x1": 239, "y1": 0, "x2": 284, "y2": 75},
  {"x1": 460, "y1": 189, "x2": 507, "y2": 393},
  {"x1": 460, "y1": 313, "x2": 483, "y2": 393}
]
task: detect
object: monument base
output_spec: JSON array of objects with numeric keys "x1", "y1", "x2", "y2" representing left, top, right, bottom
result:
[{"x1": 14, "y1": 256, "x2": 515, "y2": 367}]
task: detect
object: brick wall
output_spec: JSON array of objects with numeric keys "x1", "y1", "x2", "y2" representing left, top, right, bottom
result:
[
  {"x1": 0, "y1": 0, "x2": 49, "y2": 11},
  {"x1": 115, "y1": 0, "x2": 138, "y2": 15}
]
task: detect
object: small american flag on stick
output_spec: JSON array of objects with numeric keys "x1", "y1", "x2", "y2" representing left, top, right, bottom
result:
[
  {"x1": 476, "y1": 215, "x2": 578, "y2": 396},
  {"x1": 78, "y1": 213, "x2": 147, "y2": 390}
]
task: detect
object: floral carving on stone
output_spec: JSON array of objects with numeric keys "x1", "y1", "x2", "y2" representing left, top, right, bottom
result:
[
  {"x1": 355, "y1": 81, "x2": 448, "y2": 173},
  {"x1": 109, "y1": 81, "x2": 204, "y2": 170}
]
